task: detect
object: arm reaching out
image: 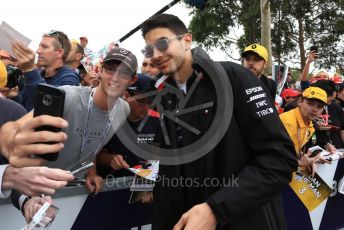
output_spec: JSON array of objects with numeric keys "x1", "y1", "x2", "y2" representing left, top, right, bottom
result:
[
  {"x1": 300, "y1": 51, "x2": 318, "y2": 82},
  {"x1": 2, "y1": 166, "x2": 74, "y2": 197}
]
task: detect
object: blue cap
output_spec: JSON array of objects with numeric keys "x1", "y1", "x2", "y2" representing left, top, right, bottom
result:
[{"x1": 127, "y1": 74, "x2": 155, "y2": 95}]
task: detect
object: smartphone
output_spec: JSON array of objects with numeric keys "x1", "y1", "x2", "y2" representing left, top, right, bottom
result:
[
  {"x1": 33, "y1": 84, "x2": 65, "y2": 161},
  {"x1": 310, "y1": 149, "x2": 322, "y2": 158},
  {"x1": 310, "y1": 45, "x2": 318, "y2": 53}
]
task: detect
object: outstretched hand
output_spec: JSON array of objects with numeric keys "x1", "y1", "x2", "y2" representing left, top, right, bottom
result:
[{"x1": 2, "y1": 166, "x2": 74, "y2": 196}]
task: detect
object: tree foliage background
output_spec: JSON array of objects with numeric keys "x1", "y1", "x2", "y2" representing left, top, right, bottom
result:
[{"x1": 186, "y1": 0, "x2": 344, "y2": 72}]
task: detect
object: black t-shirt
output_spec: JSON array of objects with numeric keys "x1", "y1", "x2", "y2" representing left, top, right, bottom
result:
[
  {"x1": 315, "y1": 101, "x2": 344, "y2": 148},
  {"x1": 0, "y1": 97, "x2": 27, "y2": 164},
  {"x1": 97, "y1": 116, "x2": 160, "y2": 178}
]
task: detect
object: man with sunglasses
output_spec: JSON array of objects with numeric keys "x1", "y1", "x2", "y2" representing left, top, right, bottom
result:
[
  {"x1": 141, "y1": 14, "x2": 297, "y2": 230},
  {"x1": 11, "y1": 30, "x2": 80, "y2": 111},
  {"x1": 7, "y1": 47, "x2": 138, "y2": 222}
]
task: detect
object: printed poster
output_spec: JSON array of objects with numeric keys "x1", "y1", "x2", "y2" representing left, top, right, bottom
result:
[
  {"x1": 127, "y1": 160, "x2": 159, "y2": 182},
  {"x1": 81, "y1": 41, "x2": 119, "y2": 74},
  {"x1": 290, "y1": 171, "x2": 332, "y2": 211},
  {"x1": 0, "y1": 21, "x2": 31, "y2": 57}
]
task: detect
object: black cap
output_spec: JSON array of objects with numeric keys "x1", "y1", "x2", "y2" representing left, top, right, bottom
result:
[
  {"x1": 127, "y1": 74, "x2": 155, "y2": 94},
  {"x1": 103, "y1": 47, "x2": 138, "y2": 74},
  {"x1": 127, "y1": 74, "x2": 157, "y2": 103}
]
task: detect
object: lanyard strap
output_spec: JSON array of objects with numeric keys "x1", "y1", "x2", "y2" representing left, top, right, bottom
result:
[
  {"x1": 297, "y1": 126, "x2": 309, "y2": 158},
  {"x1": 80, "y1": 88, "x2": 118, "y2": 158}
]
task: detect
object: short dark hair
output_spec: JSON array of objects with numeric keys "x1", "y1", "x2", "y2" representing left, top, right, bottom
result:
[
  {"x1": 339, "y1": 83, "x2": 344, "y2": 92},
  {"x1": 141, "y1": 14, "x2": 188, "y2": 38},
  {"x1": 311, "y1": 80, "x2": 337, "y2": 97}
]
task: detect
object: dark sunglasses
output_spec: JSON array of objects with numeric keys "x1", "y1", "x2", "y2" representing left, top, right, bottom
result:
[
  {"x1": 141, "y1": 35, "x2": 184, "y2": 58},
  {"x1": 47, "y1": 30, "x2": 64, "y2": 49}
]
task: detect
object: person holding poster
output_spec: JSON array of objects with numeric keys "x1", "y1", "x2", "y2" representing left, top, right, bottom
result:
[{"x1": 280, "y1": 87, "x2": 333, "y2": 175}]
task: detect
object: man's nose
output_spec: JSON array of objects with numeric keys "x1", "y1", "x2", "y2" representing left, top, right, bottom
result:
[
  {"x1": 36, "y1": 48, "x2": 41, "y2": 54},
  {"x1": 246, "y1": 59, "x2": 254, "y2": 65},
  {"x1": 109, "y1": 71, "x2": 121, "y2": 82},
  {"x1": 152, "y1": 46, "x2": 164, "y2": 59}
]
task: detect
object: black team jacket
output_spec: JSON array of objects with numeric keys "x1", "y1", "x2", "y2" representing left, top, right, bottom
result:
[
  {"x1": 260, "y1": 74, "x2": 277, "y2": 100},
  {"x1": 152, "y1": 47, "x2": 297, "y2": 230}
]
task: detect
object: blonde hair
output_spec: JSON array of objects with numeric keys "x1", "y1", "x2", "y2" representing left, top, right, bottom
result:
[{"x1": 314, "y1": 69, "x2": 329, "y2": 79}]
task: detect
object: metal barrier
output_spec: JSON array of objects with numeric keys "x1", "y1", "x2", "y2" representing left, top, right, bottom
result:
[{"x1": 0, "y1": 176, "x2": 153, "y2": 230}]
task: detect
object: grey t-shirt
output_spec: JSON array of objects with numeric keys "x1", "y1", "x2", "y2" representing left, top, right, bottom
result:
[{"x1": 45, "y1": 86, "x2": 130, "y2": 171}]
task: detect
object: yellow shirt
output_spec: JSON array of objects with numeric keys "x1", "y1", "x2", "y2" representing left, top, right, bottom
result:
[{"x1": 279, "y1": 107, "x2": 314, "y2": 154}]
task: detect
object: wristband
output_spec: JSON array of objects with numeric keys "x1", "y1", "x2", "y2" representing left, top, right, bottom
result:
[{"x1": 20, "y1": 195, "x2": 31, "y2": 216}]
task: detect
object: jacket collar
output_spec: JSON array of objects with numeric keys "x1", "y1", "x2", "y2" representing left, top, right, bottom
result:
[{"x1": 295, "y1": 107, "x2": 313, "y2": 129}]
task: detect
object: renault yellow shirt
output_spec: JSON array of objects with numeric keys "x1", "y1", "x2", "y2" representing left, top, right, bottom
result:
[{"x1": 280, "y1": 107, "x2": 314, "y2": 154}]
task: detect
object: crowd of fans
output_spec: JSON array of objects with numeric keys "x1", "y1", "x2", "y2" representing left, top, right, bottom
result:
[{"x1": 0, "y1": 13, "x2": 342, "y2": 230}]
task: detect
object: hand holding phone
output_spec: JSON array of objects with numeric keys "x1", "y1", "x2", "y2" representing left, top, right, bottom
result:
[
  {"x1": 33, "y1": 84, "x2": 65, "y2": 161},
  {"x1": 310, "y1": 45, "x2": 318, "y2": 53},
  {"x1": 310, "y1": 149, "x2": 322, "y2": 158},
  {"x1": 310, "y1": 45, "x2": 319, "y2": 59}
]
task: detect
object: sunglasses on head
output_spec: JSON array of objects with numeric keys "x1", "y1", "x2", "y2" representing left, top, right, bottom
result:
[
  {"x1": 47, "y1": 30, "x2": 64, "y2": 49},
  {"x1": 141, "y1": 35, "x2": 184, "y2": 58}
]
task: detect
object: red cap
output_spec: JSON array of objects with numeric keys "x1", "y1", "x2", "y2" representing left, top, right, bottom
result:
[
  {"x1": 331, "y1": 74, "x2": 343, "y2": 84},
  {"x1": 80, "y1": 36, "x2": 88, "y2": 42},
  {"x1": 281, "y1": 88, "x2": 301, "y2": 99}
]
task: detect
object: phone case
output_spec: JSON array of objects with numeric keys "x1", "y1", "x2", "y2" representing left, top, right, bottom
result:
[{"x1": 33, "y1": 84, "x2": 65, "y2": 161}]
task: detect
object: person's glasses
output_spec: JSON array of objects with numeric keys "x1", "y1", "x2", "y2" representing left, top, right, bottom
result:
[
  {"x1": 104, "y1": 67, "x2": 132, "y2": 80},
  {"x1": 141, "y1": 35, "x2": 184, "y2": 58},
  {"x1": 47, "y1": 30, "x2": 64, "y2": 49}
]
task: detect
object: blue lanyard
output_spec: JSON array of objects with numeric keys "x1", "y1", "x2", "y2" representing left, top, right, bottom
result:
[{"x1": 80, "y1": 88, "x2": 118, "y2": 160}]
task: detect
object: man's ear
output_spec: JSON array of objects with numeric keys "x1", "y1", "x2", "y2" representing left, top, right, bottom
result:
[
  {"x1": 123, "y1": 91, "x2": 130, "y2": 100},
  {"x1": 183, "y1": 33, "x2": 193, "y2": 51},
  {"x1": 263, "y1": 61, "x2": 268, "y2": 69},
  {"x1": 130, "y1": 74, "x2": 138, "y2": 85},
  {"x1": 297, "y1": 97, "x2": 303, "y2": 107},
  {"x1": 57, "y1": 48, "x2": 65, "y2": 59}
]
